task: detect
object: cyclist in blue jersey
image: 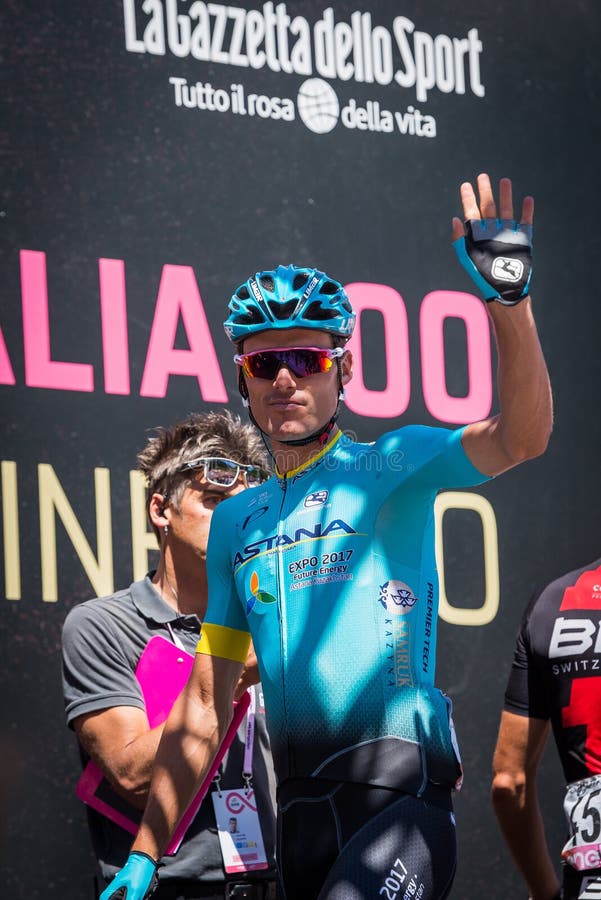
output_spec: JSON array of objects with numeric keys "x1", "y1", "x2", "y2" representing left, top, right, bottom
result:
[{"x1": 101, "y1": 174, "x2": 553, "y2": 900}]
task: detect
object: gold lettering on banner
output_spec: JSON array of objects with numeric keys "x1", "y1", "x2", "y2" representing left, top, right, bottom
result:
[
  {"x1": 1, "y1": 461, "x2": 21, "y2": 600},
  {"x1": 435, "y1": 490, "x2": 499, "y2": 626},
  {"x1": 38, "y1": 464, "x2": 113, "y2": 602}
]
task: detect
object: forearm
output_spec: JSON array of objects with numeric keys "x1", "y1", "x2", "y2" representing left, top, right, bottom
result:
[
  {"x1": 489, "y1": 298, "x2": 553, "y2": 462},
  {"x1": 463, "y1": 298, "x2": 553, "y2": 474},
  {"x1": 132, "y1": 688, "x2": 232, "y2": 861},
  {"x1": 101, "y1": 725, "x2": 166, "y2": 810},
  {"x1": 492, "y1": 779, "x2": 560, "y2": 899},
  {"x1": 453, "y1": 174, "x2": 553, "y2": 473},
  {"x1": 76, "y1": 710, "x2": 168, "y2": 811}
]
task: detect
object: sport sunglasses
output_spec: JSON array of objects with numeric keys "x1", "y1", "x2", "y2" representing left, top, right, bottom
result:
[
  {"x1": 179, "y1": 457, "x2": 269, "y2": 488},
  {"x1": 234, "y1": 346, "x2": 344, "y2": 380}
]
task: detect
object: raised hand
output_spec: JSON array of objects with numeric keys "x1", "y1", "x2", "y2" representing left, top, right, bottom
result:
[{"x1": 452, "y1": 173, "x2": 534, "y2": 305}]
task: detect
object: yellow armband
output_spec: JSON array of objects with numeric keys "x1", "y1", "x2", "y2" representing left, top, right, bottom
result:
[{"x1": 196, "y1": 622, "x2": 251, "y2": 664}]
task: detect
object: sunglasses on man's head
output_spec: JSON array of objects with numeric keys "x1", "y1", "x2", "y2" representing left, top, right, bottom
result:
[
  {"x1": 234, "y1": 346, "x2": 344, "y2": 380},
  {"x1": 179, "y1": 457, "x2": 269, "y2": 488}
]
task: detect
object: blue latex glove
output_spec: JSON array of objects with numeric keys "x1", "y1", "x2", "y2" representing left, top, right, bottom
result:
[
  {"x1": 453, "y1": 218, "x2": 533, "y2": 306},
  {"x1": 99, "y1": 852, "x2": 158, "y2": 899}
]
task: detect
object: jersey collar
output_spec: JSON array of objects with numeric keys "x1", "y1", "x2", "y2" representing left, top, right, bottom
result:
[{"x1": 276, "y1": 429, "x2": 343, "y2": 481}]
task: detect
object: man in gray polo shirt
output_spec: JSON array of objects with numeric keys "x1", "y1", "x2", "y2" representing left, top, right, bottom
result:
[{"x1": 62, "y1": 410, "x2": 276, "y2": 900}]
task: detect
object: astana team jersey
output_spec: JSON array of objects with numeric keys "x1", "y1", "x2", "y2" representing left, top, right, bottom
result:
[{"x1": 199, "y1": 426, "x2": 490, "y2": 794}]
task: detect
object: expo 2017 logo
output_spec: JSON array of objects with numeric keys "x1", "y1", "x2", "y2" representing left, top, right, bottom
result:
[
  {"x1": 246, "y1": 571, "x2": 278, "y2": 614},
  {"x1": 296, "y1": 78, "x2": 340, "y2": 133}
]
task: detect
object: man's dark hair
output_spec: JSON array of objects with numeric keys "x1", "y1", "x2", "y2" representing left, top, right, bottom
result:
[{"x1": 137, "y1": 410, "x2": 270, "y2": 539}]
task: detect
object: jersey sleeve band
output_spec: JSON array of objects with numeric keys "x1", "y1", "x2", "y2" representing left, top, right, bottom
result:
[{"x1": 196, "y1": 622, "x2": 251, "y2": 664}]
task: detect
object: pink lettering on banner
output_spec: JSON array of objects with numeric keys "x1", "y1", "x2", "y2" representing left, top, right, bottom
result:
[
  {"x1": 0, "y1": 326, "x2": 15, "y2": 385},
  {"x1": 140, "y1": 265, "x2": 228, "y2": 400},
  {"x1": 99, "y1": 258, "x2": 130, "y2": 395},
  {"x1": 344, "y1": 282, "x2": 410, "y2": 419},
  {"x1": 21, "y1": 250, "x2": 94, "y2": 392},
  {"x1": 420, "y1": 290, "x2": 492, "y2": 424}
]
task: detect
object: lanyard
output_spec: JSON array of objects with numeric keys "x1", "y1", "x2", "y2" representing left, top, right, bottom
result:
[
  {"x1": 165, "y1": 620, "x2": 187, "y2": 651},
  {"x1": 242, "y1": 686, "x2": 257, "y2": 791},
  {"x1": 212, "y1": 686, "x2": 256, "y2": 796}
]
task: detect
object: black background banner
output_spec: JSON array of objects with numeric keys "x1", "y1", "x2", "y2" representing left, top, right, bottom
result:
[{"x1": 2, "y1": 2, "x2": 601, "y2": 896}]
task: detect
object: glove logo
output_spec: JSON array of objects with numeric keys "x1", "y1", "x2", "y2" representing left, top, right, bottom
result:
[{"x1": 491, "y1": 256, "x2": 523, "y2": 283}]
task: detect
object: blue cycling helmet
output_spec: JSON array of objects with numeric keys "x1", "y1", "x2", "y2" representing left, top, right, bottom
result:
[{"x1": 223, "y1": 264, "x2": 356, "y2": 343}]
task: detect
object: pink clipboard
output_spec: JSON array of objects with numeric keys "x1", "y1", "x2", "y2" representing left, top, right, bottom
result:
[{"x1": 76, "y1": 634, "x2": 250, "y2": 855}]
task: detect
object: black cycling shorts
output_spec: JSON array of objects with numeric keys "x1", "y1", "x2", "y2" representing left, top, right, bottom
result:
[{"x1": 276, "y1": 778, "x2": 457, "y2": 900}]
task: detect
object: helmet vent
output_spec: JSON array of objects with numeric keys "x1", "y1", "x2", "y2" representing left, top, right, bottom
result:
[
  {"x1": 259, "y1": 275, "x2": 274, "y2": 292},
  {"x1": 236, "y1": 287, "x2": 250, "y2": 300},
  {"x1": 304, "y1": 300, "x2": 339, "y2": 321},
  {"x1": 235, "y1": 307, "x2": 266, "y2": 326},
  {"x1": 269, "y1": 299, "x2": 298, "y2": 320},
  {"x1": 320, "y1": 280, "x2": 339, "y2": 295},
  {"x1": 293, "y1": 273, "x2": 310, "y2": 290}
]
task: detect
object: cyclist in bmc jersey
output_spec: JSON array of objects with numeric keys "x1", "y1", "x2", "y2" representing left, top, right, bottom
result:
[
  {"x1": 102, "y1": 174, "x2": 553, "y2": 900},
  {"x1": 493, "y1": 558, "x2": 601, "y2": 900}
]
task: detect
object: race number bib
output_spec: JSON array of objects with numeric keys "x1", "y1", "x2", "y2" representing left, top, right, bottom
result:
[
  {"x1": 562, "y1": 775, "x2": 601, "y2": 871},
  {"x1": 211, "y1": 787, "x2": 268, "y2": 873}
]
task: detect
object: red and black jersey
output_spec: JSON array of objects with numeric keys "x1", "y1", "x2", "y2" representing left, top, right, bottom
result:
[{"x1": 504, "y1": 558, "x2": 601, "y2": 784}]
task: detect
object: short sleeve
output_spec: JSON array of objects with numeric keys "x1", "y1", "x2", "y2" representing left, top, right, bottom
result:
[
  {"x1": 62, "y1": 602, "x2": 144, "y2": 727},
  {"x1": 503, "y1": 595, "x2": 550, "y2": 720},
  {"x1": 382, "y1": 424, "x2": 492, "y2": 489},
  {"x1": 199, "y1": 500, "x2": 250, "y2": 660}
]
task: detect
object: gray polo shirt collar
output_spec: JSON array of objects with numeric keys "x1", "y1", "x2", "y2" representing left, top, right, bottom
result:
[{"x1": 130, "y1": 573, "x2": 201, "y2": 630}]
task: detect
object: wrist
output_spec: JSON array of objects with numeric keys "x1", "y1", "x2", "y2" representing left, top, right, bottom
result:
[
  {"x1": 131, "y1": 836, "x2": 161, "y2": 864},
  {"x1": 486, "y1": 294, "x2": 535, "y2": 327},
  {"x1": 130, "y1": 851, "x2": 159, "y2": 867}
]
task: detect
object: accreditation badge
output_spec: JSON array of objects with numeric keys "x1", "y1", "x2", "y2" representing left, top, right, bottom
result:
[{"x1": 211, "y1": 787, "x2": 268, "y2": 873}]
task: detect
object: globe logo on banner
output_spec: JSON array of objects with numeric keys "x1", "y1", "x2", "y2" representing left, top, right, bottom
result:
[{"x1": 297, "y1": 79, "x2": 340, "y2": 133}]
